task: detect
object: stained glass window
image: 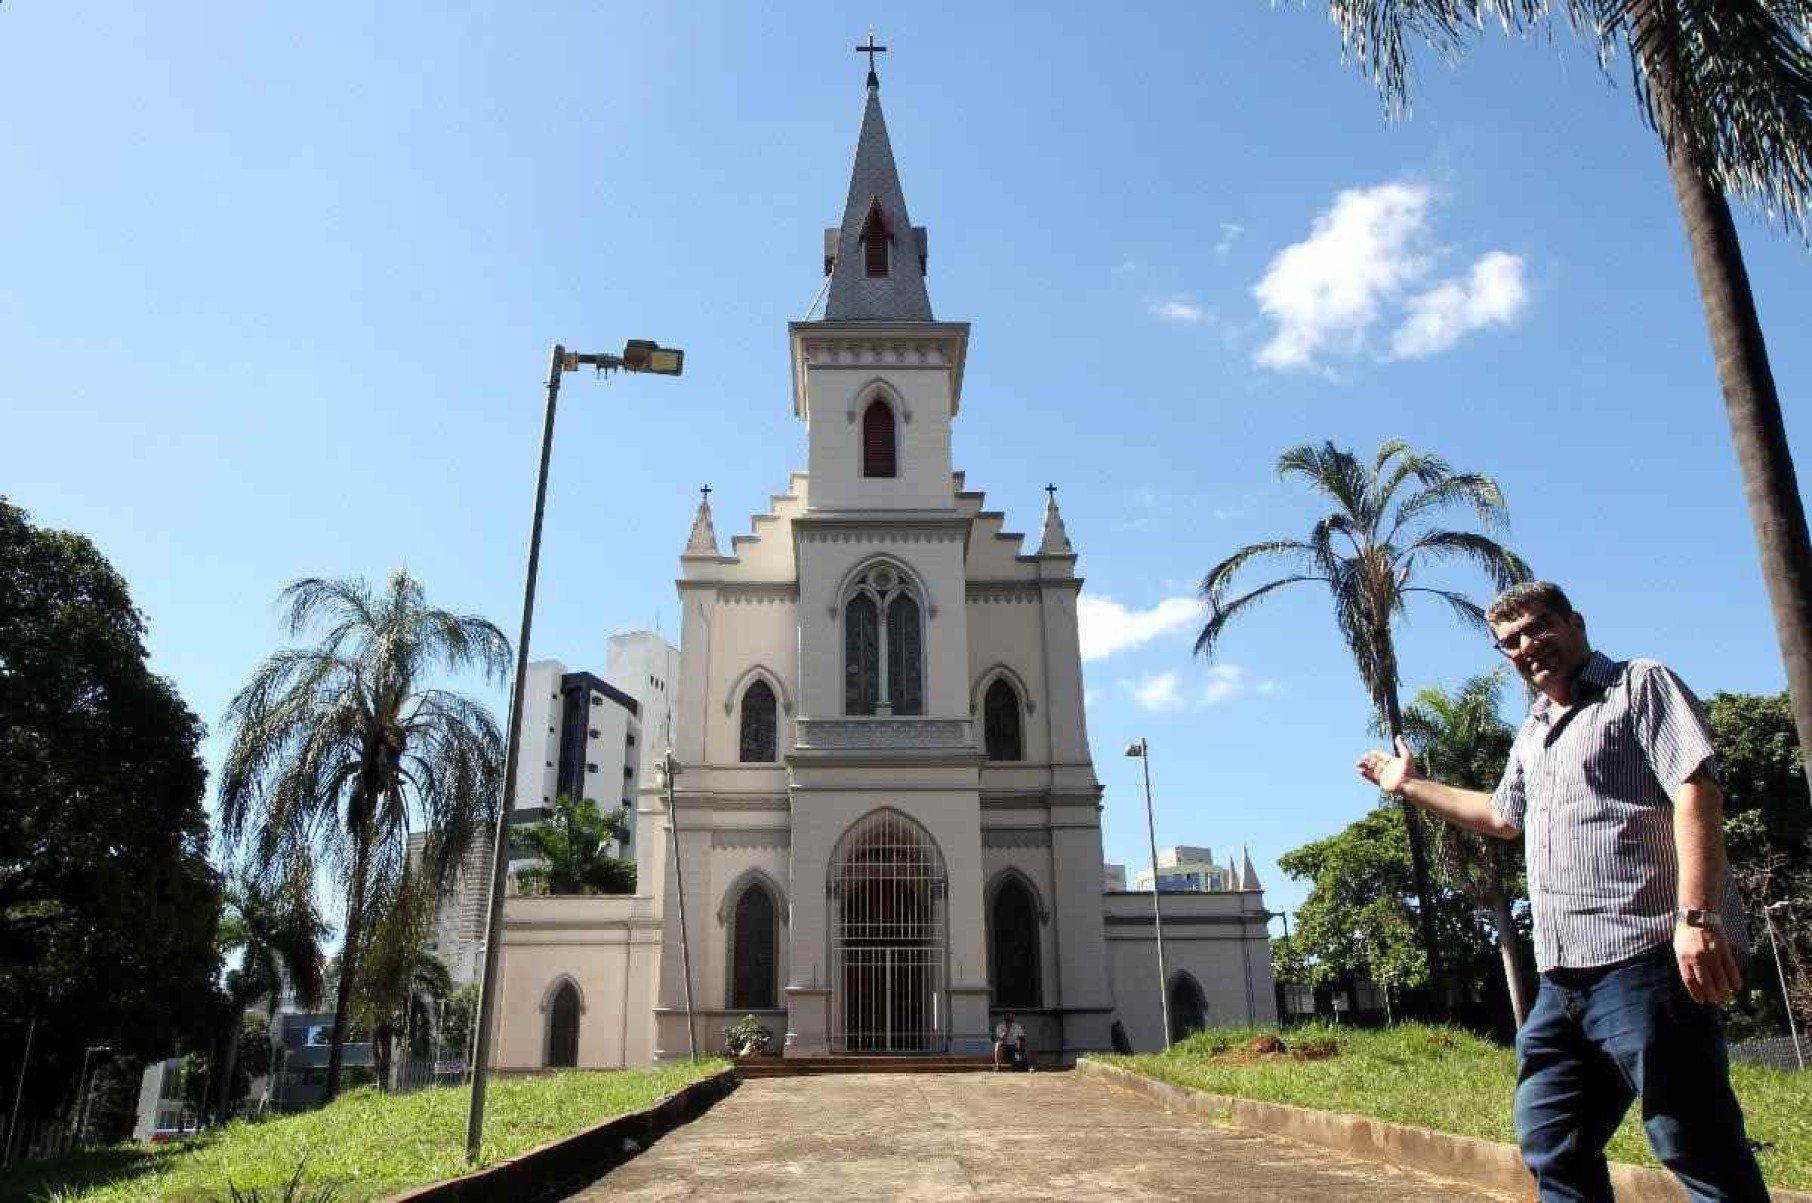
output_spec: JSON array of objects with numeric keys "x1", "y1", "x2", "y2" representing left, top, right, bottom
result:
[
  {"x1": 845, "y1": 592, "x2": 880, "y2": 715},
  {"x1": 739, "y1": 679, "x2": 777, "y2": 762},
  {"x1": 730, "y1": 884, "x2": 778, "y2": 1009},
  {"x1": 984, "y1": 679, "x2": 1022, "y2": 761},
  {"x1": 887, "y1": 593, "x2": 923, "y2": 715}
]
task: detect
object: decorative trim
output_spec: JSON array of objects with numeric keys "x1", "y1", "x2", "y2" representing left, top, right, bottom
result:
[
  {"x1": 982, "y1": 827, "x2": 1052, "y2": 850},
  {"x1": 710, "y1": 827, "x2": 792, "y2": 851},
  {"x1": 537, "y1": 973, "x2": 587, "y2": 1015},
  {"x1": 970, "y1": 663, "x2": 1036, "y2": 717},
  {"x1": 802, "y1": 529, "x2": 964, "y2": 545},
  {"x1": 966, "y1": 583, "x2": 1041, "y2": 604},
  {"x1": 845, "y1": 377, "x2": 913, "y2": 425},
  {"x1": 717, "y1": 584, "x2": 797, "y2": 605},
  {"x1": 716, "y1": 867, "x2": 789, "y2": 925},
  {"x1": 722, "y1": 665, "x2": 795, "y2": 717},
  {"x1": 795, "y1": 717, "x2": 971, "y2": 750},
  {"x1": 985, "y1": 866, "x2": 1052, "y2": 924},
  {"x1": 802, "y1": 340, "x2": 952, "y2": 368}
]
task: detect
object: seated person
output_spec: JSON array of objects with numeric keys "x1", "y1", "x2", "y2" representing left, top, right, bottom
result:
[{"x1": 992, "y1": 1013, "x2": 1034, "y2": 1071}]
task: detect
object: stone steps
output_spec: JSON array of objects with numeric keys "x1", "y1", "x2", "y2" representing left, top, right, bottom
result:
[{"x1": 734, "y1": 1055, "x2": 1060, "y2": 1078}]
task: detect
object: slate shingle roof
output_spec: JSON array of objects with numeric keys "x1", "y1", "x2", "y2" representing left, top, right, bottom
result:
[{"x1": 823, "y1": 80, "x2": 933, "y2": 322}]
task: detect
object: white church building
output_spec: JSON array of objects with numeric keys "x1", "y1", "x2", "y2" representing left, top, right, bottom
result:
[{"x1": 490, "y1": 63, "x2": 1274, "y2": 1070}]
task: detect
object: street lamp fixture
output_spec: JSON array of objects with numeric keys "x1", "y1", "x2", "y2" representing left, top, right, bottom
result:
[
  {"x1": 464, "y1": 338, "x2": 686, "y2": 1163},
  {"x1": 1124, "y1": 738, "x2": 1172, "y2": 1050}
]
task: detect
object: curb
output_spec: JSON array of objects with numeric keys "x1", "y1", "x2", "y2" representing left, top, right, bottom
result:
[
  {"x1": 381, "y1": 1068, "x2": 737, "y2": 1203},
  {"x1": 1076, "y1": 1059, "x2": 1811, "y2": 1203}
]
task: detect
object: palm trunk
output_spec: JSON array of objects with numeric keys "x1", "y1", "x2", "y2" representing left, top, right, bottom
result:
[
  {"x1": 1380, "y1": 685, "x2": 1450, "y2": 1020},
  {"x1": 1640, "y1": 5, "x2": 1812, "y2": 781},
  {"x1": 1487, "y1": 886, "x2": 1530, "y2": 1028},
  {"x1": 325, "y1": 821, "x2": 373, "y2": 1103},
  {"x1": 213, "y1": 1004, "x2": 244, "y2": 1124}
]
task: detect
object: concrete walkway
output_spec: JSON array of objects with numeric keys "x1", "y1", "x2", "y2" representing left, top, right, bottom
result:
[{"x1": 573, "y1": 1072, "x2": 1519, "y2": 1201}]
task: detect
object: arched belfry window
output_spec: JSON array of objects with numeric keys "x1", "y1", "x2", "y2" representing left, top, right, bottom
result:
[
  {"x1": 546, "y1": 980, "x2": 580, "y2": 1068},
  {"x1": 843, "y1": 564, "x2": 923, "y2": 716},
  {"x1": 984, "y1": 679, "x2": 1023, "y2": 761},
  {"x1": 862, "y1": 400, "x2": 897, "y2": 478},
  {"x1": 861, "y1": 203, "x2": 890, "y2": 277},
  {"x1": 989, "y1": 875, "x2": 1041, "y2": 1008},
  {"x1": 739, "y1": 679, "x2": 777, "y2": 763},
  {"x1": 729, "y1": 883, "x2": 779, "y2": 1009}
]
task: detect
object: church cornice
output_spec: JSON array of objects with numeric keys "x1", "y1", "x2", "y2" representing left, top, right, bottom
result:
[{"x1": 788, "y1": 320, "x2": 970, "y2": 421}]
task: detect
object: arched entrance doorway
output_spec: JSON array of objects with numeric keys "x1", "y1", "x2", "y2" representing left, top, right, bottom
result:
[
  {"x1": 829, "y1": 809, "x2": 947, "y2": 1053},
  {"x1": 1169, "y1": 971, "x2": 1208, "y2": 1044}
]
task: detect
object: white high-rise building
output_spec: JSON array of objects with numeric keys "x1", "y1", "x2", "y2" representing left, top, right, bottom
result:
[
  {"x1": 1131, "y1": 845, "x2": 1262, "y2": 894},
  {"x1": 607, "y1": 632, "x2": 682, "y2": 784}
]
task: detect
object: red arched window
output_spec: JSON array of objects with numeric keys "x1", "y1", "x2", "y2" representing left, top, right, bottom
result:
[
  {"x1": 861, "y1": 204, "x2": 890, "y2": 277},
  {"x1": 862, "y1": 400, "x2": 896, "y2": 478}
]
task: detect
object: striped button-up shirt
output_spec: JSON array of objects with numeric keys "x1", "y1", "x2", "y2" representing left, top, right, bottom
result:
[{"x1": 1491, "y1": 651, "x2": 1748, "y2": 972}]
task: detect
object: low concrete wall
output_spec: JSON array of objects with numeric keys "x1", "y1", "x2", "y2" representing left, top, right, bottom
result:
[
  {"x1": 1077, "y1": 1059, "x2": 1811, "y2": 1203},
  {"x1": 382, "y1": 1069, "x2": 736, "y2": 1203}
]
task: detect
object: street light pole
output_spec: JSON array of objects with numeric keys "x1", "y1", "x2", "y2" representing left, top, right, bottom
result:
[
  {"x1": 75, "y1": 1044, "x2": 110, "y2": 1144},
  {"x1": 1764, "y1": 901, "x2": 1805, "y2": 1071},
  {"x1": 1125, "y1": 738, "x2": 1172, "y2": 1050},
  {"x1": 658, "y1": 750, "x2": 699, "y2": 1060},
  {"x1": 465, "y1": 339, "x2": 685, "y2": 1163},
  {"x1": 4, "y1": 1017, "x2": 35, "y2": 1165}
]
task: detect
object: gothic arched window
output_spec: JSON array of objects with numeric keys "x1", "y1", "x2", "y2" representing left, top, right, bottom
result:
[
  {"x1": 984, "y1": 679, "x2": 1022, "y2": 761},
  {"x1": 861, "y1": 204, "x2": 890, "y2": 277},
  {"x1": 547, "y1": 980, "x2": 580, "y2": 1068},
  {"x1": 1169, "y1": 972, "x2": 1208, "y2": 1043},
  {"x1": 990, "y1": 876, "x2": 1041, "y2": 1008},
  {"x1": 862, "y1": 400, "x2": 897, "y2": 478},
  {"x1": 843, "y1": 565, "x2": 922, "y2": 716},
  {"x1": 729, "y1": 883, "x2": 778, "y2": 1009},
  {"x1": 739, "y1": 679, "x2": 777, "y2": 763}
]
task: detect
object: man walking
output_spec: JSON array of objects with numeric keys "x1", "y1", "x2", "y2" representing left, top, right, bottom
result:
[{"x1": 1357, "y1": 581, "x2": 1768, "y2": 1201}]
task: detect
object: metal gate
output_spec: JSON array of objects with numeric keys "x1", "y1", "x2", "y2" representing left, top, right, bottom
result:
[{"x1": 830, "y1": 810, "x2": 947, "y2": 1053}]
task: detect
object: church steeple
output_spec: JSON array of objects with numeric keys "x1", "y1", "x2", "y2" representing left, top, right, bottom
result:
[{"x1": 822, "y1": 42, "x2": 933, "y2": 322}]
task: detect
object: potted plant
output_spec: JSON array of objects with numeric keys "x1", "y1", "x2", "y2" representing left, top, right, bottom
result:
[{"x1": 724, "y1": 1014, "x2": 775, "y2": 1058}]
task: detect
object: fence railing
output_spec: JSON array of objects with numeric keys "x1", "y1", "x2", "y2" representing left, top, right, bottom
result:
[{"x1": 1728, "y1": 1034, "x2": 1807, "y2": 1072}]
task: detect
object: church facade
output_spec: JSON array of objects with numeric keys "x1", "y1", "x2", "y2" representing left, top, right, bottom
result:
[{"x1": 491, "y1": 68, "x2": 1274, "y2": 1070}]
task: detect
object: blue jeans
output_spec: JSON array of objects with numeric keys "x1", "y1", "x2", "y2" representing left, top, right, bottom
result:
[{"x1": 1514, "y1": 943, "x2": 1769, "y2": 1201}]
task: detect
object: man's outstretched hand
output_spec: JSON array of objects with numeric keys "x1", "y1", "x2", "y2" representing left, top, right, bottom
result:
[{"x1": 1357, "y1": 736, "x2": 1418, "y2": 796}]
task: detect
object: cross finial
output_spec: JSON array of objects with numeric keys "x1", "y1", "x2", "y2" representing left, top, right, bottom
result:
[
  {"x1": 700, "y1": 485, "x2": 712, "y2": 501},
  {"x1": 856, "y1": 27, "x2": 887, "y2": 88},
  {"x1": 1045, "y1": 483, "x2": 1058, "y2": 502}
]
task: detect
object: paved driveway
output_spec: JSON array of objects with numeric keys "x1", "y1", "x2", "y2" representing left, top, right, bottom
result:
[{"x1": 573, "y1": 1072, "x2": 1517, "y2": 1201}]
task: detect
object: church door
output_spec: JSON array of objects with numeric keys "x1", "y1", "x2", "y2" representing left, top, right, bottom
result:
[{"x1": 829, "y1": 810, "x2": 947, "y2": 1053}]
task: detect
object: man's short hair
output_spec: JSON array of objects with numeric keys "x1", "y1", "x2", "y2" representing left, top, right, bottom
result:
[{"x1": 1486, "y1": 581, "x2": 1573, "y2": 626}]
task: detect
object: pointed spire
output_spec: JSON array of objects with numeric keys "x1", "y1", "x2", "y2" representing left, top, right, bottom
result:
[
  {"x1": 1037, "y1": 484, "x2": 1074, "y2": 556},
  {"x1": 1240, "y1": 845, "x2": 1262, "y2": 891},
  {"x1": 685, "y1": 485, "x2": 719, "y2": 556},
  {"x1": 822, "y1": 52, "x2": 933, "y2": 322}
]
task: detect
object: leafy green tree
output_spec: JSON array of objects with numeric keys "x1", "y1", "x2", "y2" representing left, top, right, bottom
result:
[
  {"x1": 1298, "y1": 0, "x2": 1812, "y2": 780},
  {"x1": 514, "y1": 793, "x2": 636, "y2": 896},
  {"x1": 1400, "y1": 671, "x2": 1533, "y2": 1024},
  {"x1": 1198, "y1": 440, "x2": 1530, "y2": 1012},
  {"x1": 218, "y1": 570, "x2": 508, "y2": 1101},
  {"x1": 1705, "y1": 690, "x2": 1810, "y2": 1037},
  {"x1": 439, "y1": 982, "x2": 481, "y2": 1070},
  {"x1": 0, "y1": 499, "x2": 223, "y2": 1129},
  {"x1": 212, "y1": 864, "x2": 326, "y2": 1121},
  {"x1": 353, "y1": 868, "x2": 453, "y2": 1088},
  {"x1": 1277, "y1": 804, "x2": 1500, "y2": 1020}
]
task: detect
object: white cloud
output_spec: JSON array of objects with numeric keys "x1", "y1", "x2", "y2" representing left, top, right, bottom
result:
[
  {"x1": 1389, "y1": 251, "x2": 1529, "y2": 359},
  {"x1": 1150, "y1": 295, "x2": 1213, "y2": 325},
  {"x1": 1201, "y1": 664, "x2": 1280, "y2": 706},
  {"x1": 1130, "y1": 671, "x2": 1187, "y2": 712},
  {"x1": 1252, "y1": 182, "x2": 1527, "y2": 372},
  {"x1": 1077, "y1": 594, "x2": 1206, "y2": 662},
  {"x1": 1215, "y1": 222, "x2": 1246, "y2": 255},
  {"x1": 1253, "y1": 182, "x2": 1434, "y2": 371}
]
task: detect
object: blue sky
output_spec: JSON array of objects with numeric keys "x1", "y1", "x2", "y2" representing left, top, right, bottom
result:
[{"x1": 3, "y1": 2, "x2": 1808, "y2": 926}]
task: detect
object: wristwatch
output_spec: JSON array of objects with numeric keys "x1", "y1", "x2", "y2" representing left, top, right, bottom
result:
[{"x1": 1677, "y1": 907, "x2": 1724, "y2": 931}]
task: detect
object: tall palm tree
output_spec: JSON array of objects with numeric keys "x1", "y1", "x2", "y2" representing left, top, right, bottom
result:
[
  {"x1": 1197, "y1": 439, "x2": 1531, "y2": 1013},
  {"x1": 213, "y1": 862, "x2": 326, "y2": 1121},
  {"x1": 218, "y1": 570, "x2": 508, "y2": 1101},
  {"x1": 1302, "y1": 0, "x2": 1812, "y2": 780},
  {"x1": 354, "y1": 868, "x2": 454, "y2": 1090},
  {"x1": 513, "y1": 793, "x2": 636, "y2": 896},
  {"x1": 1400, "y1": 671, "x2": 1532, "y2": 1024}
]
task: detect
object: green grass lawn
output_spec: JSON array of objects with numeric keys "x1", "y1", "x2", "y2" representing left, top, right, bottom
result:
[
  {"x1": 1100, "y1": 1024, "x2": 1812, "y2": 1191},
  {"x1": 0, "y1": 1060, "x2": 729, "y2": 1203}
]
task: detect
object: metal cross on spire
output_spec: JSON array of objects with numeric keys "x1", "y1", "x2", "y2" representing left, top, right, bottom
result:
[
  {"x1": 856, "y1": 27, "x2": 887, "y2": 87},
  {"x1": 1045, "y1": 484, "x2": 1058, "y2": 502},
  {"x1": 700, "y1": 485, "x2": 712, "y2": 501}
]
